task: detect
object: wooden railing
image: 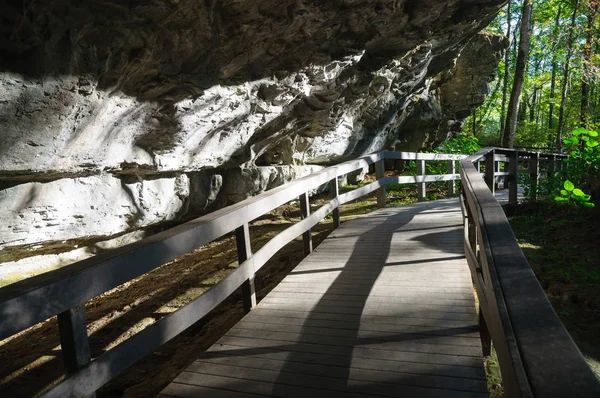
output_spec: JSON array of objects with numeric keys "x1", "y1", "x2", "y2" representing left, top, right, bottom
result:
[
  {"x1": 0, "y1": 151, "x2": 466, "y2": 398},
  {"x1": 460, "y1": 147, "x2": 600, "y2": 398}
]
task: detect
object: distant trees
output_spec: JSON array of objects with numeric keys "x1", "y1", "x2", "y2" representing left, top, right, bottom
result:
[{"x1": 466, "y1": 0, "x2": 600, "y2": 150}]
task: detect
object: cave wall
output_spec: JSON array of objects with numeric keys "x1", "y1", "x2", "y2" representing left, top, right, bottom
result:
[{"x1": 0, "y1": 0, "x2": 507, "y2": 281}]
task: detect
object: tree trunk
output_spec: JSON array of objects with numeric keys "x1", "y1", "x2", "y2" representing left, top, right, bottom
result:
[
  {"x1": 557, "y1": 0, "x2": 580, "y2": 149},
  {"x1": 500, "y1": 1, "x2": 512, "y2": 134},
  {"x1": 502, "y1": 0, "x2": 534, "y2": 148},
  {"x1": 548, "y1": 4, "x2": 562, "y2": 140},
  {"x1": 581, "y1": 1, "x2": 599, "y2": 127}
]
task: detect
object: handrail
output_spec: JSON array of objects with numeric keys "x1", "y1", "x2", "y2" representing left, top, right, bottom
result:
[
  {"x1": 0, "y1": 151, "x2": 465, "y2": 397},
  {"x1": 4, "y1": 147, "x2": 597, "y2": 397},
  {"x1": 460, "y1": 147, "x2": 600, "y2": 398}
]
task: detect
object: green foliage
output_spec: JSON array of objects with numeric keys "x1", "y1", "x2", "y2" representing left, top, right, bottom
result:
[
  {"x1": 555, "y1": 180, "x2": 595, "y2": 208},
  {"x1": 437, "y1": 133, "x2": 482, "y2": 155},
  {"x1": 561, "y1": 127, "x2": 600, "y2": 189}
]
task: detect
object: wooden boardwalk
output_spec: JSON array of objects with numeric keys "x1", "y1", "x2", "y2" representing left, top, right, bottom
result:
[{"x1": 158, "y1": 199, "x2": 487, "y2": 398}]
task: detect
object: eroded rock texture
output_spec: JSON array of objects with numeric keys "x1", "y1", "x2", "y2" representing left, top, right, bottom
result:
[{"x1": 0, "y1": 0, "x2": 507, "y2": 277}]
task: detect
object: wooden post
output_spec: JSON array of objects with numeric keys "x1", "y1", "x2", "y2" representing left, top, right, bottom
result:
[
  {"x1": 508, "y1": 151, "x2": 519, "y2": 214},
  {"x1": 530, "y1": 153, "x2": 539, "y2": 202},
  {"x1": 447, "y1": 159, "x2": 456, "y2": 196},
  {"x1": 547, "y1": 155, "x2": 556, "y2": 195},
  {"x1": 299, "y1": 192, "x2": 313, "y2": 256},
  {"x1": 375, "y1": 159, "x2": 386, "y2": 208},
  {"x1": 235, "y1": 223, "x2": 256, "y2": 313},
  {"x1": 417, "y1": 159, "x2": 426, "y2": 202},
  {"x1": 484, "y1": 151, "x2": 495, "y2": 195},
  {"x1": 330, "y1": 177, "x2": 341, "y2": 228},
  {"x1": 479, "y1": 310, "x2": 492, "y2": 357},
  {"x1": 58, "y1": 306, "x2": 96, "y2": 396}
]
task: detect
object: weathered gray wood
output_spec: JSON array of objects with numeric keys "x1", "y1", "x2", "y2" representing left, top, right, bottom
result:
[
  {"x1": 529, "y1": 152, "x2": 539, "y2": 201},
  {"x1": 460, "y1": 147, "x2": 600, "y2": 398},
  {"x1": 236, "y1": 223, "x2": 256, "y2": 313},
  {"x1": 42, "y1": 258, "x2": 257, "y2": 398},
  {"x1": 161, "y1": 200, "x2": 486, "y2": 398},
  {"x1": 375, "y1": 159, "x2": 386, "y2": 208},
  {"x1": 299, "y1": 192, "x2": 313, "y2": 256},
  {"x1": 57, "y1": 305, "x2": 94, "y2": 397},
  {"x1": 447, "y1": 160, "x2": 456, "y2": 196},
  {"x1": 547, "y1": 154, "x2": 557, "y2": 195},
  {"x1": 484, "y1": 150, "x2": 495, "y2": 195},
  {"x1": 330, "y1": 177, "x2": 341, "y2": 228},
  {"x1": 508, "y1": 150, "x2": 519, "y2": 213},
  {"x1": 416, "y1": 160, "x2": 426, "y2": 202},
  {"x1": 0, "y1": 152, "x2": 386, "y2": 339}
]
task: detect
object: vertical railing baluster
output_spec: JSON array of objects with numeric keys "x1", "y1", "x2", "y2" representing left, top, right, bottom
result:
[
  {"x1": 375, "y1": 159, "x2": 386, "y2": 208},
  {"x1": 508, "y1": 151, "x2": 519, "y2": 214},
  {"x1": 330, "y1": 177, "x2": 341, "y2": 228},
  {"x1": 530, "y1": 153, "x2": 539, "y2": 202},
  {"x1": 299, "y1": 192, "x2": 313, "y2": 256},
  {"x1": 417, "y1": 159, "x2": 426, "y2": 202},
  {"x1": 236, "y1": 223, "x2": 256, "y2": 313},
  {"x1": 547, "y1": 154, "x2": 556, "y2": 195},
  {"x1": 57, "y1": 306, "x2": 96, "y2": 397},
  {"x1": 484, "y1": 151, "x2": 495, "y2": 195},
  {"x1": 447, "y1": 159, "x2": 456, "y2": 196}
]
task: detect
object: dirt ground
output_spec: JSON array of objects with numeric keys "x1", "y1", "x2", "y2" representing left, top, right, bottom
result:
[{"x1": 1, "y1": 183, "x2": 411, "y2": 397}]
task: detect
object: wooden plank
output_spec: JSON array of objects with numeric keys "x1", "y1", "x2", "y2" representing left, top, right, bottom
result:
[
  {"x1": 375, "y1": 159, "x2": 386, "y2": 208},
  {"x1": 241, "y1": 312, "x2": 480, "y2": 338},
  {"x1": 158, "y1": 200, "x2": 488, "y2": 397},
  {"x1": 188, "y1": 359, "x2": 488, "y2": 393},
  {"x1": 211, "y1": 335, "x2": 484, "y2": 368},
  {"x1": 178, "y1": 366, "x2": 488, "y2": 398},
  {"x1": 203, "y1": 345, "x2": 486, "y2": 379},
  {"x1": 229, "y1": 322, "x2": 481, "y2": 347}
]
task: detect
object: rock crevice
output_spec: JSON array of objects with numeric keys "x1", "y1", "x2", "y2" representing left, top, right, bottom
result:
[{"x1": 0, "y1": 0, "x2": 507, "y2": 279}]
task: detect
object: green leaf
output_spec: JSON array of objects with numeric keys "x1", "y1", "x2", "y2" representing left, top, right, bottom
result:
[
  {"x1": 564, "y1": 180, "x2": 575, "y2": 191},
  {"x1": 582, "y1": 194, "x2": 591, "y2": 202},
  {"x1": 573, "y1": 128, "x2": 587, "y2": 136},
  {"x1": 560, "y1": 189, "x2": 569, "y2": 196},
  {"x1": 582, "y1": 136, "x2": 590, "y2": 141},
  {"x1": 587, "y1": 141, "x2": 599, "y2": 148},
  {"x1": 555, "y1": 197, "x2": 569, "y2": 202},
  {"x1": 583, "y1": 202, "x2": 596, "y2": 208},
  {"x1": 573, "y1": 188, "x2": 585, "y2": 197},
  {"x1": 588, "y1": 130, "x2": 599, "y2": 137}
]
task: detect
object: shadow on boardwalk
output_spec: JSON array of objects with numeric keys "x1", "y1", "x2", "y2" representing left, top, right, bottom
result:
[{"x1": 162, "y1": 199, "x2": 487, "y2": 397}]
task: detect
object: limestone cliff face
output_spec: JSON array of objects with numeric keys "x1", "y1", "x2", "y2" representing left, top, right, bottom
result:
[{"x1": 0, "y1": 0, "x2": 507, "y2": 279}]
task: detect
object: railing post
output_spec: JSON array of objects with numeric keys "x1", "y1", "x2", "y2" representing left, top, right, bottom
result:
[
  {"x1": 375, "y1": 159, "x2": 386, "y2": 208},
  {"x1": 417, "y1": 159, "x2": 426, "y2": 202},
  {"x1": 330, "y1": 177, "x2": 341, "y2": 228},
  {"x1": 447, "y1": 159, "x2": 456, "y2": 197},
  {"x1": 508, "y1": 151, "x2": 519, "y2": 214},
  {"x1": 479, "y1": 307, "x2": 492, "y2": 357},
  {"x1": 236, "y1": 223, "x2": 256, "y2": 313},
  {"x1": 530, "y1": 153, "x2": 539, "y2": 201},
  {"x1": 547, "y1": 154, "x2": 557, "y2": 195},
  {"x1": 299, "y1": 192, "x2": 313, "y2": 256},
  {"x1": 484, "y1": 150, "x2": 495, "y2": 195},
  {"x1": 57, "y1": 306, "x2": 96, "y2": 396}
]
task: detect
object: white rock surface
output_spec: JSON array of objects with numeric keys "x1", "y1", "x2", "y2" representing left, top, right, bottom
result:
[{"x1": 0, "y1": 174, "x2": 189, "y2": 247}]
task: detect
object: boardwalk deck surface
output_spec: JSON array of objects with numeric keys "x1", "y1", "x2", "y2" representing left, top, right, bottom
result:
[{"x1": 159, "y1": 199, "x2": 487, "y2": 398}]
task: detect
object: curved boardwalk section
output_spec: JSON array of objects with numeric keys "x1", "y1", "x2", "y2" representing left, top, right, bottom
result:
[{"x1": 159, "y1": 199, "x2": 487, "y2": 398}]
